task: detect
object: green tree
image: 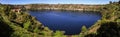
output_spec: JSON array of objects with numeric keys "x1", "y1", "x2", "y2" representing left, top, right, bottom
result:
[
  {"x1": 81, "y1": 25, "x2": 87, "y2": 32},
  {"x1": 79, "y1": 25, "x2": 87, "y2": 37},
  {"x1": 53, "y1": 31, "x2": 66, "y2": 37}
]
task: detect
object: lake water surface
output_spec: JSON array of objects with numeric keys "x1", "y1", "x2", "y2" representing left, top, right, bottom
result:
[{"x1": 29, "y1": 10, "x2": 101, "y2": 35}]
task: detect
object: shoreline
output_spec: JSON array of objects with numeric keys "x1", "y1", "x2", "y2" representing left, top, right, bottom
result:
[{"x1": 29, "y1": 8, "x2": 100, "y2": 12}]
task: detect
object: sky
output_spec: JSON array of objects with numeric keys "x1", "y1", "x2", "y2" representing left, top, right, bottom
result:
[{"x1": 0, "y1": 0, "x2": 119, "y2": 5}]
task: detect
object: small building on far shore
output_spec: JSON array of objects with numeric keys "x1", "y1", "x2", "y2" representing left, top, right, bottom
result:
[{"x1": 11, "y1": 6, "x2": 22, "y2": 13}]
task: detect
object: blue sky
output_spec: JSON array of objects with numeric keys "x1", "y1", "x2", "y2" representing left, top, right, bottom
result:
[{"x1": 0, "y1": 0, "x2": 119, "y2": 4}]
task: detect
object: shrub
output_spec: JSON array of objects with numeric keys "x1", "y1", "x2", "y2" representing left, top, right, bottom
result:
[{"x1": 23, "y1": 20, "x2": 31, "y2": 29}]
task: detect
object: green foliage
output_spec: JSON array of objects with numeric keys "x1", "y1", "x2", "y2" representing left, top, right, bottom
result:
[
  {"x1": 41, "y1": 27, "x2": 53, "y2": 36},
  {"x1": 116, "y1": 19, "x2": 120, "y2": 22},
  {"x1": 85, "y1": 22, "x2": 120, "y2": 37},
  {"x1": 101, "y1": 2, "x2": 120, "y2": 20},
  {"x1": 1, "y1": 1, "x2": 119, "y2": 37},
  {"x1": 53, "y1": 31, "x2": 66, "y2": 37},
  {"x1": 0, "y1": 4, "x2": 53, "y2": 37},
  {"x1": 79, "y1": 25, "x2": 88, "y2": 37},
  {"x1": 24, "y1": 20, "x2": 31, "y2": 29},
  {"x1": 33, "y1": 27, "x2": 39, "y2": 33},
  {"x1": 81, "y1": 25, "x2": 87, "y2": 32},
  {"x1": 84, "y1": 1, "x2": 120, "y2": 37},
  {"x1": 79, "y1": 33, "x2": 84, "y2": 37}
]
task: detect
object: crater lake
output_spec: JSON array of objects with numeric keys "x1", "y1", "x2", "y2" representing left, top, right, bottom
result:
[{"x1": 29, "y1": 10, "x2": 101, "y2": 35}]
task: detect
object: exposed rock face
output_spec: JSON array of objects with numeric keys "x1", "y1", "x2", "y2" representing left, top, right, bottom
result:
[{"x1": 24, "y1": 4, "x2": 102, "y2": 11}]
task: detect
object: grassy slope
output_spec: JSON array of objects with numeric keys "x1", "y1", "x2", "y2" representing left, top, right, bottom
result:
[
  {"x1": 81, "y1": 2, "x2": 120, "y2": 37},
  {"x1": 0, "y1": 5, "x2": 53, "y2": 37}
]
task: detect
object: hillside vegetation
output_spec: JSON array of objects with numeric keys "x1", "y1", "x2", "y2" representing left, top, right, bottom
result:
[
  {"x1": 0, "y1": 4, "x2": 66, "y2": 37},
  {"x1": 0, "y1": 1, "x2": 120, "y2": 37},
  {"x1": 80, "y1": 1, "x2": 120, "y2": 37}
]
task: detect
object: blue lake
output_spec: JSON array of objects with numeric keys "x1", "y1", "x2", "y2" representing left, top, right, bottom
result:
[{"x1": 29, "y1": 10, "x2": 101, "y2": 35}]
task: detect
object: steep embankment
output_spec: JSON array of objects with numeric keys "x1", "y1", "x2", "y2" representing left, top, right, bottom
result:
[
  {"x1": 80, "y1": 2, "x2": 120, "y2": 37},
  {"x1": 24, "y1": 4, "x2": 103, "y2": 11},
  {"x1": 0, "y1": 5, "x2": 53, "y2": 37}
]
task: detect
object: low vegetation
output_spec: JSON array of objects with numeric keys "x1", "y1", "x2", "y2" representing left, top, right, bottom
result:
[
  {"x1": 80, "y1": 1, "x2": 120, "y2": 37},
  {"x1": 0, "y1": 1, "x2": 120, "y2": 37},
  {"x1": 0, "y1": 4, "x2": 65, "y2": 37}
]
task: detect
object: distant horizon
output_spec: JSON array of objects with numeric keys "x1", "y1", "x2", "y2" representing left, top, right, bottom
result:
[
  {"x1": 0, "y1": 0, "x2": 119, "y2": 5},
  {"x1": 1, "y1": 3, "x2": 107, "y2": 5}
]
